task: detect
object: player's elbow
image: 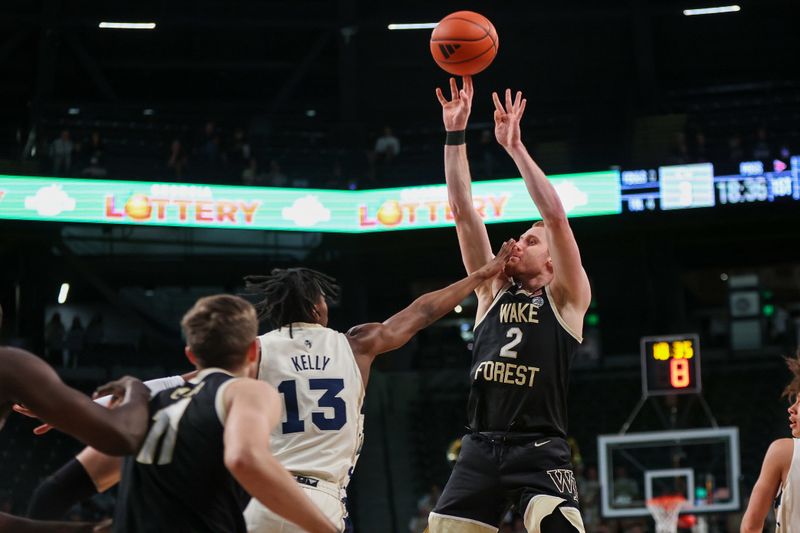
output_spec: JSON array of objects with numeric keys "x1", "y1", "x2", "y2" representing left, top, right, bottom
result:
[
  {"x1": 739, "y1": 512, "x2": 764, "y2": 533},
  {"x1": 447, "y1": 200, "x2": 464, "y2": 219},
  {"x1": 224, "y1": 444, "x2": 262, "y2": 477},
  {"x1": 448, "y1": 199, "x2": 474, "y2": 223},
  {"x1": 542, "y1": 209, "x2": 568, "y2": 226}
]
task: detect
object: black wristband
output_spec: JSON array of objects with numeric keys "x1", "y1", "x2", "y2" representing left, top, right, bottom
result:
[{"x1": 445, "y1": 130, "x2": 466, "y2": 145}]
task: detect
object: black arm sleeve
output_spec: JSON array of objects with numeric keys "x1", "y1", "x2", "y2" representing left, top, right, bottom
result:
[{"x1": 26, "y1": 458, "x2": 97, "y2": 520}]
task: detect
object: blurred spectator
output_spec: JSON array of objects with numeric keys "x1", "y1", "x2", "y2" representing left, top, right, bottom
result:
[
  {"x1": 409, "y1": 485, "x2": 440, "y2": 533},
  {"x1": 49, "y1": 130, "x2": 74, "y2": 175},
  {"x1": 369, "y1": 126, "x2": 401, "y2": 182},
  {"x1": 612, "y1": 466, "x2": 639, "y2": 506},
  {"x1": 229, "y1": 127, "x2": 251, "y2": 172},
  {"x1": 579, "y1": 465, "x2": 602, "y2": 530},
  {"x1": 85, "y1": 312, "x2": 104, "y2": 349},
  {"x1": 752, "y1": 126, "x2": 771, "y2": 161},
  {"x1": 374, "y1": 126, "x2": 401, "y2": 160},
  {"x1": 291, "y1": 175, "x2": 310, "y2": 188},
  {"x1": 65, "y1": 316, "x2": 85, "y2": 368},
  {"x1": 167, "y1": 139, "x2": 189, "y2": 179},
  {"x1": 81, "y1": 132, "x2": 107, "y2": 177},
  {"x1": 416, "y1": 484, "x2": 441, "y2": 515},
  {"x1": 408, "y1": 508, "x2": 428, "y2": 533},
  {"x1": 44, "y1": 312, "x2": 65, "y2": 365},
  {"x1": 727, "y1": 134, "x2": 744, "y2": 164},
  {"x1": 84, "y1": 131, "x2": 104, "y2": 165},
  {"x1": 195, "y1": 121, "x2": 224, "y2": 181},
  {"x1": 691, "y1": 131, "x2": 709, "y2": 163},
  {"x1": 511, "y1": 517, "x2": 525, "y2": 532},
  {"x1": 668, "y1": 132, "x2": 689, "y2": 165},
  {"x1": 242, "y1": 158, "x2": 267, "y2": 186},
  {"x1": 200, "y1": 121, "x2": 221, "y2": 161},
  {"x1": 265, "y1": 160, "x2": 288, "y2": 187}
]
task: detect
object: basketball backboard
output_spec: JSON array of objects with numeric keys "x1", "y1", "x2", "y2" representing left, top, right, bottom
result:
[{"x1": 597, "y1": 427, "x2": 740, "y2": 518}]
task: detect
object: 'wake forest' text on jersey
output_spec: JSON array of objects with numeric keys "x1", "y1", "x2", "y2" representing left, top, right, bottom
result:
[{"x1": 468, "y1": 283, "x2": 582, "y2": 436}]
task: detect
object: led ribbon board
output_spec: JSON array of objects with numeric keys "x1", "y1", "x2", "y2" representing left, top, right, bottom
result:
[{"x1": 0, "y1": 172, "x2": 621, "y2": 233}]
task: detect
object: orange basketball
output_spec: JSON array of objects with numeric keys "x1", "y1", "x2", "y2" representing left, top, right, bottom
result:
[{"x1": 430, "y1": 11, "x2": 498, "y2": 76}]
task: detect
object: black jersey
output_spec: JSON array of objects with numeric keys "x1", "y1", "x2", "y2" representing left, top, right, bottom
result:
[
  {"x1": 468, "y1": 283, "x2": 581, "y2": 436},
  {"x1": 114, "y1": 369, "x2": 250, "y2": 533}
]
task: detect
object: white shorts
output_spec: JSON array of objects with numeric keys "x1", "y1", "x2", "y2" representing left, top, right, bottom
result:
[{"x1": 244, "y1": 477, "x2": 346, "y2": 533}]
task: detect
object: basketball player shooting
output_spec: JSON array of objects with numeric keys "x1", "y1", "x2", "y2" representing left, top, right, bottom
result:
[
  {"x1": 430, "y1": 76, "x2": 590, "y2": 532},
  {"x1": 741, "y1": 349, "x2": 800, "y2": 533}
]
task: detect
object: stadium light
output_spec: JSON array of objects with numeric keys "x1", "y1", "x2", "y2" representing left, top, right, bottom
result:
[
  {"x1": 682, "y1": 5, "x2": 740, "y2": 16},
  {"x1": 387, "y1": 23, "x2": 438, "y2": 30},
  {"x1": 58, "y1": 283, "x2": 70, "y2": 304},
  {"x1": 98, "y1": 22, "x2": 157, "y2": 30}
]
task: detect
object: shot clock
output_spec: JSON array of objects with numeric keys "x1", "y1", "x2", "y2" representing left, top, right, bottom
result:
[{"x1": 640, "y1": 334, "x2": 701, "y2": 396}]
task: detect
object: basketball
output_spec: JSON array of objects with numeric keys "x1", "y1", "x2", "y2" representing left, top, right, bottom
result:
[{"x1": 430, "y1": 11, "x2": 498, "y2": 76}]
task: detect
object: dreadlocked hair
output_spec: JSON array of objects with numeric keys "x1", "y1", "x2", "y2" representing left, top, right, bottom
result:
[
  {"x1": 782, "y1": 348, "x2": 800, "y2": 399},
  {"x1": 244, "y1": 268, "x2": 341, "y2": 331}
]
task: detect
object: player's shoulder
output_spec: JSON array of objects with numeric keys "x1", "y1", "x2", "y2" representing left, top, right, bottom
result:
[
  {"x1": 222, "y1": 378, "x2": 279, "y2": 411},
  {"x1": 765, "y1": 438, "x2": 795, "y2": 466},
  {"x1": 226, "y1": 376, "x2": 274, "y2": 395},
  {"x1": 0, "y1": 346, "x2": 38, "y2": 363}
]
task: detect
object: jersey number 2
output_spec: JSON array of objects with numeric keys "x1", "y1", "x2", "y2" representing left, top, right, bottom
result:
[
  {"x1": 499, "y1": 327, "x2": 523, "y2": 359},
  {"x1": 279, "y1": 378, "x2": 347, "y2": 433}
]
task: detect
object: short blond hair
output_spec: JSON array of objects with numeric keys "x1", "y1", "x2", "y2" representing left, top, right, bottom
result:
[{"x1": 180, "y1": 295, "x2": 257, "y2": 370}]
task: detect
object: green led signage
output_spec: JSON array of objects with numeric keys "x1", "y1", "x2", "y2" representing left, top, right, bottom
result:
[{"x1": 0, "y1": 172, "x2": 621, "y2": 233}]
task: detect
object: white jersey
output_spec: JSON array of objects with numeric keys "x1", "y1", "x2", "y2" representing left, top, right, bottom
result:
[
  {"x1": 776, "y1": 439, "x2": 800, "y2": 532},
  {"x1": 257, "y1": 322, "x2": 365, "y2": 486}
]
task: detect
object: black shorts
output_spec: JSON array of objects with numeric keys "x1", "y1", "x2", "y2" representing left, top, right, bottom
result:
[{"x1": 432, "y1": 433, "x2": 580, "y2": 528}]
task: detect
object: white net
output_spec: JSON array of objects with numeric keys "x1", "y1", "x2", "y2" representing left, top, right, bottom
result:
[{"x1": 646, "y1": 496, "x2": 686, "y2": 533}]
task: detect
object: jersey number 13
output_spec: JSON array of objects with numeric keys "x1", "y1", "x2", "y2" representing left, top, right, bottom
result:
[{"x1": 279, "y1": 378, "x2": 347, "y2": 433}]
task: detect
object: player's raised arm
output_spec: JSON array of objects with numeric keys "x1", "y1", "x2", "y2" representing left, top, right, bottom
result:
[
  {"x1": 436, "y1": 77, "x2": 496, "y2": 287},
  {"x1": 223, "y1": 379, "x2": 339, "y2": 533},
  {"x1": 740, "y1": 438, "x2": 792, "y2": 533},
  {"x1": 492, "y1": 89, "x2": 591, "y2": 316},
  {"x1": 347, "y1": 240, "x2": 513, "y2": 366},
  {"x1": 2, "y1": 348, "x2": 150, "y2": 456}
]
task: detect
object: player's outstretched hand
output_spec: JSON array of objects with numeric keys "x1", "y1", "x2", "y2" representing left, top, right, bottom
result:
[
  {"x1": 435, "y1": 76, "x2": 473, "y2": 132},
  {"x1": 477, "y1": 239, "x2": 516, "y2": 280},
  {"x1": 93, "y1": 375, "x2": 149, "y2": 408},
  {"x1": 492, "y1": 88, "x2": 526, "y2": 150},
  {"x1": 12, "y1": 403, "x2": 53, "y2": 435}
]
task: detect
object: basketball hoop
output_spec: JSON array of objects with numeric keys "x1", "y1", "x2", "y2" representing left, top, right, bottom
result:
[{"x1": 646, "y1": 495, "x2": 687, "y2": 533}]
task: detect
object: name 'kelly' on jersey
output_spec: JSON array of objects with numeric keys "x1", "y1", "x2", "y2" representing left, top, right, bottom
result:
[
  {"x1": 468, "y1": 283, "x2": 582, "y2": 436},
  {"x1": 257, "y1": 322, "x2": 365, "y2": 487}
]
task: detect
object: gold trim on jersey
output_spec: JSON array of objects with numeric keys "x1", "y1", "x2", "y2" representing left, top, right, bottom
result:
[
  {"x1": 473, "y1": 282, "x2": 512, "y2": 331},
  {"x1": 545, "y1": 285, "x2": 583, "y2": 343}
]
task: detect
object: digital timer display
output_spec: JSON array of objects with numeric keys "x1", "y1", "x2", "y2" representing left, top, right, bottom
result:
[
  {"x1": 715, "y1": 171, "x2": 799, "y2": 205},
  {"x1": 641, "y1": 334, "x2": 701, "y2": 396}
]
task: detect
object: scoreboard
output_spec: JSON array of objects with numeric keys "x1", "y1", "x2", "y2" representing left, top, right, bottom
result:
[
  {"x1": 640, "y1": 333, "x2": 701, "y2": 396},
  {"x1": 621, "y1": 157, "x2": 800, "y2": 213}
]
